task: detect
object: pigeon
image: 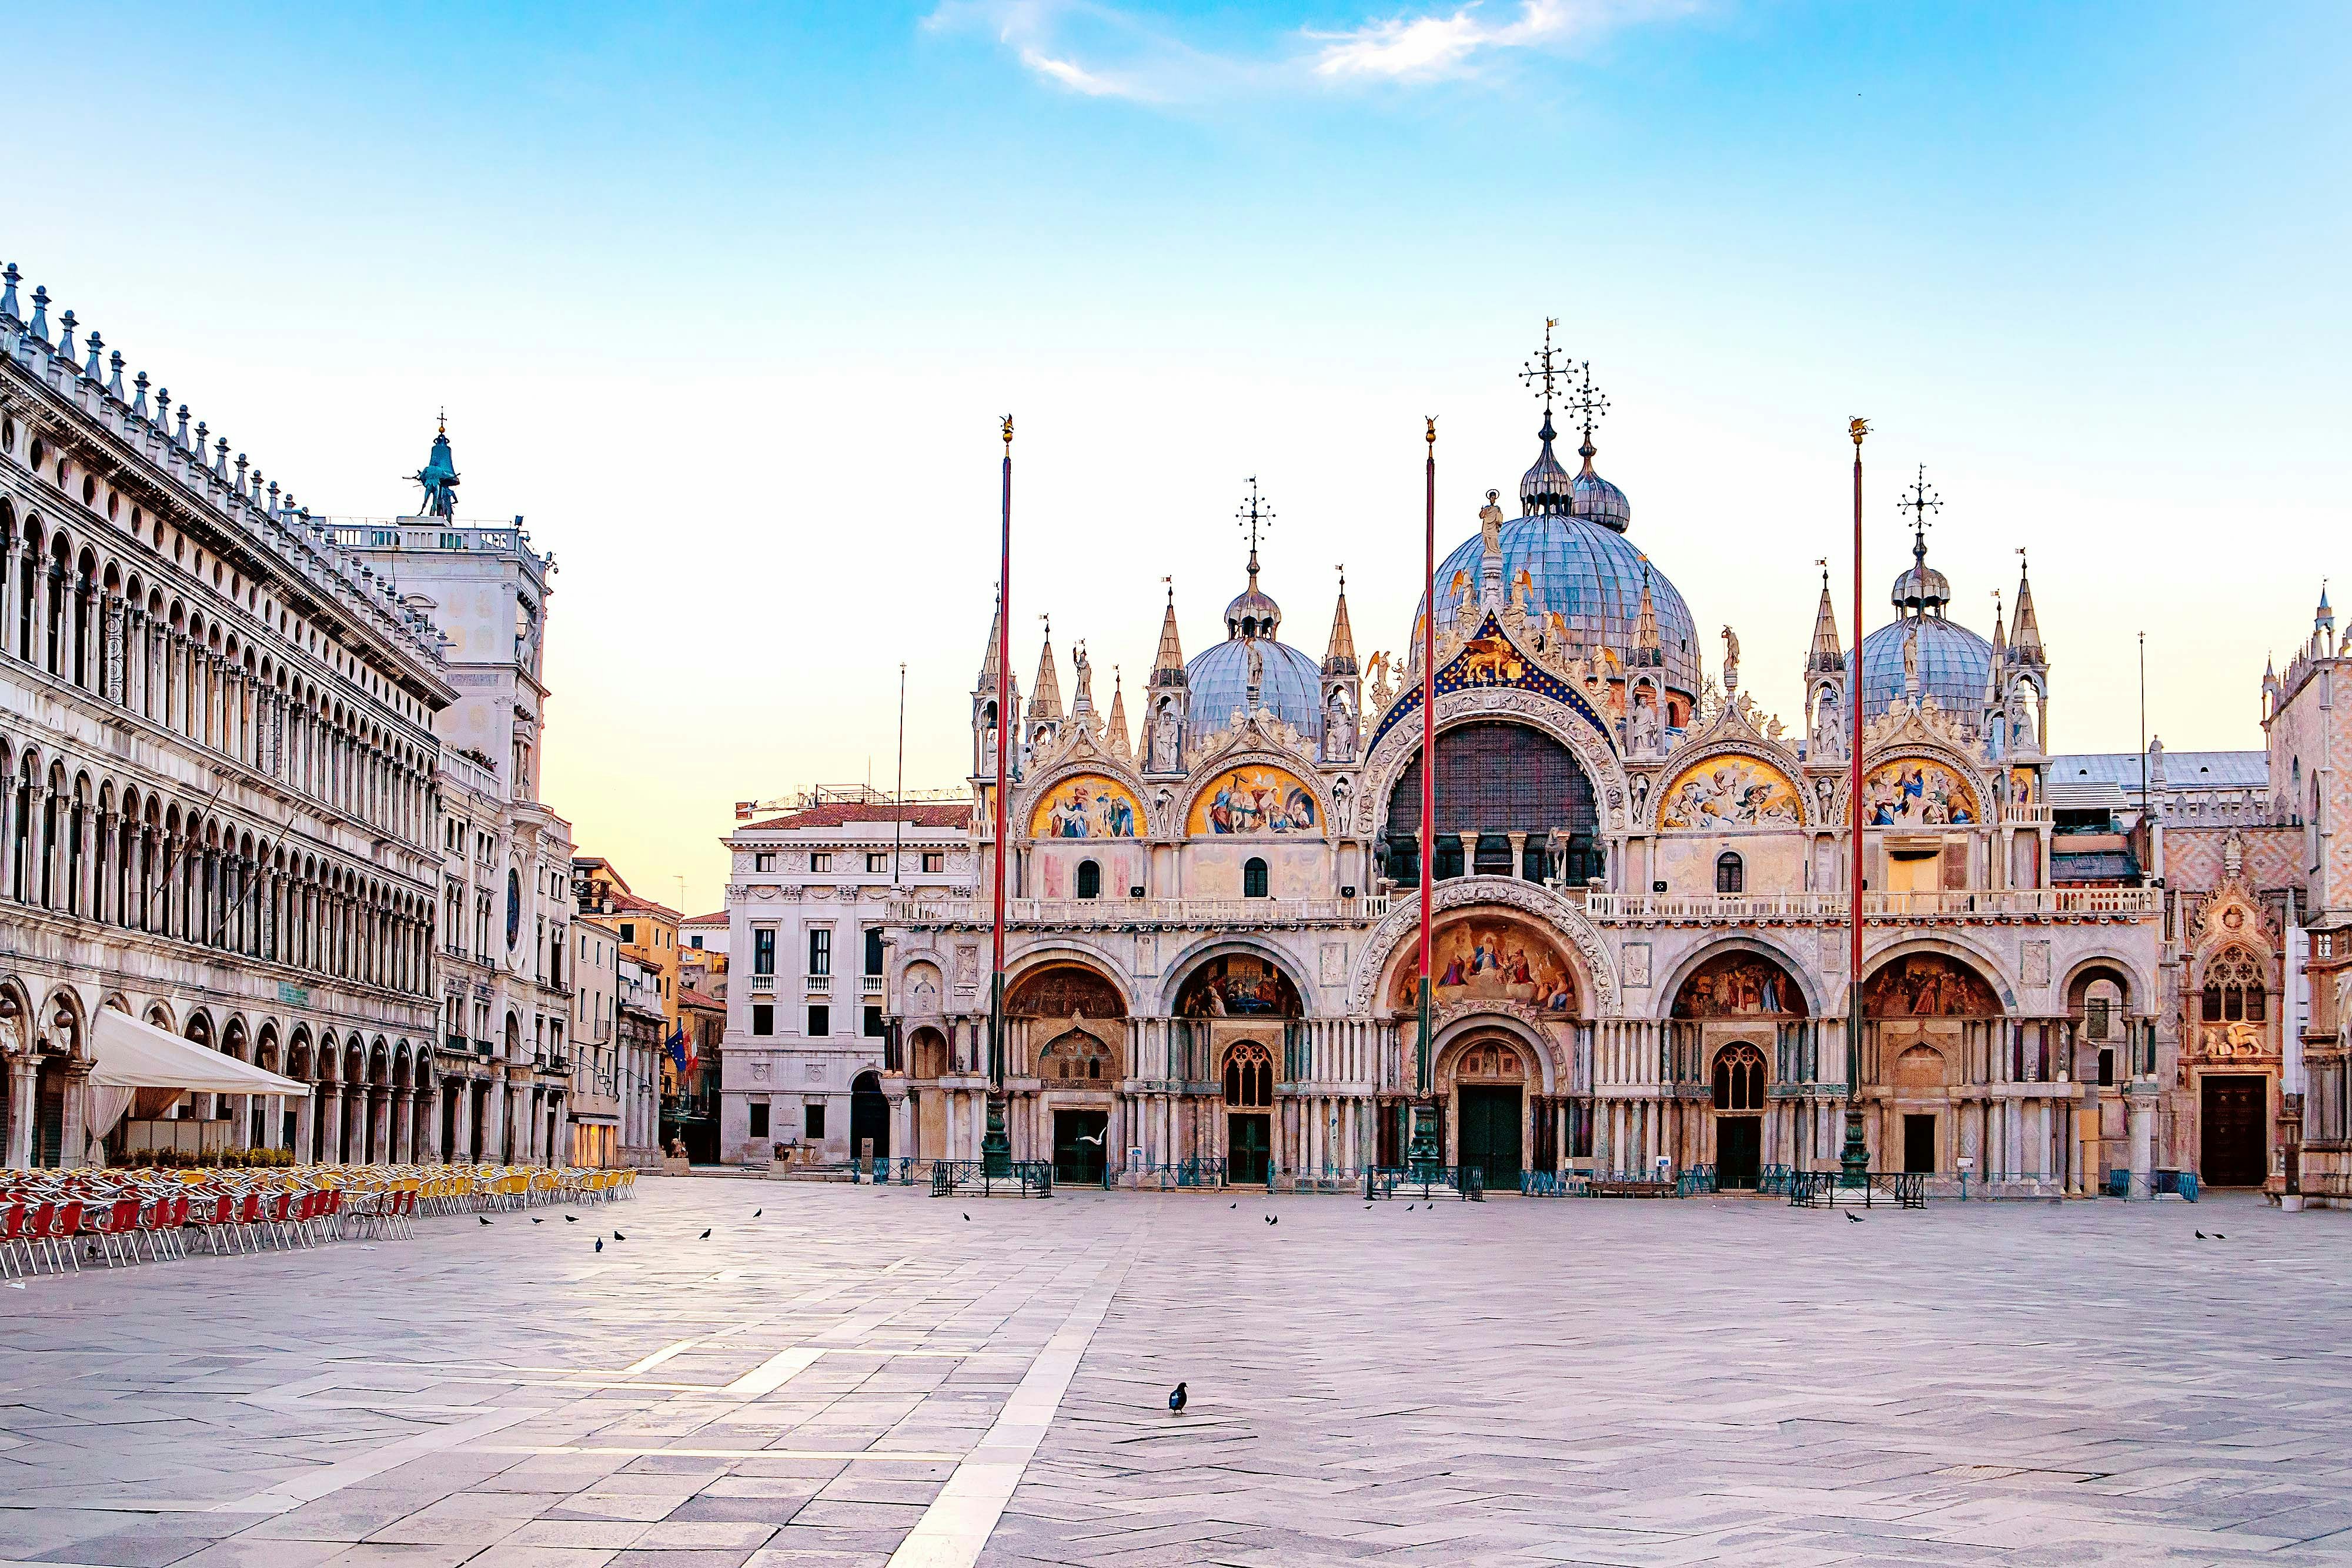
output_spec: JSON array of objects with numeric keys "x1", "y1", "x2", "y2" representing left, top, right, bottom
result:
[
  {"x1": 564, "y1": 1214, "x2": 579, "y2": 1223},
  {"x1": 1846, "y1": 1212, "x2": 1865, "y2": 1223},
  {"x1": 1405, "y1": 1203, "x2": 1415, "y2": 1211},
  {"x1": 1364, "y1": 1203, "x2": 1374, "y2": 1209},
  {"x1": 2214, "y1": 1232, "x2": 2226, "y2": 1239},
  {"x1": 962, "y1": 1212, "x2": 970, "y2": 1221},
  {"x1": 2196, "y1": 1230, "x2": 2206, "y2": 1239},
  {"x1": 1230, "y1": 1202, "x2": 1237, "y2": 1209},
  {"x1": 1168, "y1": 1382, "x2": 1187, "y2": 1413},
  {"x1": 530, "y1": 1217, "x2": 544, "y2": 1225},
  {"x1": 700, "y1": 1229, "x2": 712, "y2": 1239},
  {"x1": 753, "y1": 1209, "x2": 763, "y2": 1217},
  {"x1": 594, "y1": 1238, "x2": 603, "y2": 1253},
  {"x1": 1271, "y1": 1216, "x2": 1279, "y2": 1226},
  {"x1": 478, "y1": 1216, "x2": 492, "y2": 1226},
  {"x1": 613, "y1": 1231, "x2": 626, "y2": 1241},
  {"x1": 1077, "y1": 1131, "x2": 1104, "y2": 1146}
]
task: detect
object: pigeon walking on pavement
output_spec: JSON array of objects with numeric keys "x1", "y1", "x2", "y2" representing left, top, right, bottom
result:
[{"x1": 1168, "y1": 1382, "x2": 1187, "y2": 1413}]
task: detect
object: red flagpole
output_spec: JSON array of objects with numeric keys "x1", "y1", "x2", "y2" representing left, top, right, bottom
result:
[
  {"x1": 1410, "y1": 416, "x2": 1439, "y2": 1176},
  {"x1": 1843, "y1": 417, "x2": 1870, "y2": 1185}
]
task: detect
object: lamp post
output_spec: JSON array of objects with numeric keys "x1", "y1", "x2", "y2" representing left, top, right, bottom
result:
[
  {"x1": 1840, "y1": 417, "x2": 1872, "y2": 1189},
  {"x1": 1408, "y1": 416, "x2": 1442, "y2": 1180},
  {"x1": 983, "y1": 415, "x2": 1014, "y2": 1178}
]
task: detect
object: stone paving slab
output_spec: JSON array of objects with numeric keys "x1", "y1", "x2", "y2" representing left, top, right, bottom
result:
[{"x1": 1, "y1": 1183, "x2": 2348, "y2": 1566}]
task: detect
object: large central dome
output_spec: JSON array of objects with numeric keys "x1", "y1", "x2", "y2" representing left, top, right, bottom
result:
[
  {"x1": 1848, "y1": 528, "x2": 1993, "y2": 730},
  {"x1": 1417, "y1": 402, "x2": 1700, "y2": 696},
  {"x1": 1185, "y1": 545, "x2": 1323, "y2": 738}
]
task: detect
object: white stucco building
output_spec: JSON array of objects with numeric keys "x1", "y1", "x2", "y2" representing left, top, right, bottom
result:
[{"x1": 715, "y1": 788, "x2": 970, "y2": 1162}]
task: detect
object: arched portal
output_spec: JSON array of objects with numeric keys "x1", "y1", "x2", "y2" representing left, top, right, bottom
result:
[
  {"x1": 1671, "y1": 948, "x2": 1808, "y2": 1188},
  {"x1": 1004, "y1": 961, "x2": 1126, "y2": 1178},
  {"x1": 1863, "y1": 951, "x2": 2004, "y2": 1176},
  {"x1": 1221, "y1": 1039, "x2": 1275, "y2": 1185},
  {"x1": 1441, "y1": 1034, "x2": 1531, "y2": 1191}
]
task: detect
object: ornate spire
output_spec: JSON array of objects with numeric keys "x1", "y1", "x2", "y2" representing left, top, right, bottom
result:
[
  {"x1": 1151, "y1": 579, "x2": 1187, "y2": 687},
  {"x1": 2009, "y1": 547, "x2": 2045, "y2": 667},
  {"x1": 1324, "y1": 564, "x2": 1358, "y2": 674},
  {"x1": 1890, "y1": 466, "x2": 1948, "y2": 616},
  {"x1": 1224, "y1": 481, "x2": 1282, "y2": 640},
  {"x1": 1030, "y1": 616, "x2": 1064, "y2": 720},
  {"x1": 1807, "y1": 559, "x2": 1843, "y2": 674},
  {"x1": 975, "y1": 588, "x2": 1014, "y2": 693},
  {"x1": 1105, "y1": 667, "x2": 1132, "y2": 764},
  {"x1": 1517, "y1": 320, "x2": 1576, "y2": 517},
  {"x1": 2318, "y1": 580, "x2": 2334, "y2": 634},
  {"x1": 1633, "y1": 556, "x2": 1662, "y2": 668}
]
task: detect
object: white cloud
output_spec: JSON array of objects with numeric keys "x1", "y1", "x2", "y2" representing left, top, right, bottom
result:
[
  {"x1": 924, "y1": 0, "x2": 1693, "y2": 105},
  {"x1": 1311, "y1": 1, "x2": 1681, "y2": 81}
]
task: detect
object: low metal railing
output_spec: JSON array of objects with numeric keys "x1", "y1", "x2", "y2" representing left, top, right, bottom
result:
[
  {"x1": 850, "y1": 1156, "x2": 918, "y2": 1185},
  {"x1": 1788, "y1": 1170, "x2": 1926, "y2": 1209},
  {"x1": 1364, "y1": 1165, "x2": 1485, "y2": 1201},
  {"x1": 1676, "y1": 1163, "x2": 1718, "y2": 1197},
  {"x1": 1127, "y1": 1158, "x2": 1227, "y2": 1189},
  {"x1": 929, "y1": 1159, "x2": 1053, "y2": 1198},
  {"x1": 2104, "y1": 1167, "x2": 2200, "y2": 1201}
]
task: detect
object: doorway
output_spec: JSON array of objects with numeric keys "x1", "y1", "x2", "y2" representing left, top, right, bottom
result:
[
  {"x1": 1716, "y1": 1115, "x2": 1761, "y2": 1189},
  {"x1": 1227, "y1": 1114, "x2": 1269, "y2": 1185},
  {"x1": 850, "y1": 1071, "x2": 890, "y2": 1162},
  {"x1": 1053, "y1": 1109, "x2": 1108, "y2": 1185},
  {"x1": 1903, "y1": 1113, "x2": 1937, "y2": 1175},
  {"x1": 2200, "y1": 1074, "x2": 2267, "y2": 1186},
  {"x1": 1456, "y1": 1085, "x2": 1523, "y2": 1191}
]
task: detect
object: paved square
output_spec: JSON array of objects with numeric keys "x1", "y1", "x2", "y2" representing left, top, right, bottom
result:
[{"x1": 2, "y1": 1182, "x2": 2348, "y2": 1568}]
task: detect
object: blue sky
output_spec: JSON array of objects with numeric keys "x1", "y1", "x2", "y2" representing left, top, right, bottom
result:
[{"x1": 18, "y1": 2, "x2": 2350, "y2": 910}]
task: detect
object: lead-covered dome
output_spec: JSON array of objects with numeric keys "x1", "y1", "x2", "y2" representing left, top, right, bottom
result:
[
  {"x1": 1852, "y1": 615, "x2": 1992, "y2": 730},
  {"x1": 1187, "y1": 546, "x2": 1323, "y2": 738},
  {"x1": 1420, "y1": 514, "x2": 1701, "y2": 696}
]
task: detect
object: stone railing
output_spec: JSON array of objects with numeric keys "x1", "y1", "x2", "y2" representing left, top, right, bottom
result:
[
  {"x1": 888, "y1": 894, "x2": 1392, "y2": 927},
  {"x1": 1586, "y1": 887, "x2": 2161, "y2": 923}
]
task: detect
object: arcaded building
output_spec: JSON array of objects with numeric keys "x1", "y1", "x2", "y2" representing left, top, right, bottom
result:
[{"x1": 884, "y1": 363, "x2": 2172, "y2": 1193}]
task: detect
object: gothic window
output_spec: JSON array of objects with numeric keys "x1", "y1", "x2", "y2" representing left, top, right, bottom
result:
[
  {"x1": 1712, "y1": 1042, "x2": 1766, "y2": 1111},
  {"x1": 1076, "y1": 859, "x2": 1101, "y2": 900},
  {"x1": 2201, "y1": 947, "x2": 2266, "y2": 1022},
  {"x1": 1715, "y1": 851, "x2": 1744, "y2": 894},
  {"x1": 1242, "y1": 857, "x2": 1269, "y2": 898},
  {"x1": 1223, "y1": 1041, "x2": 1274, "y2": 1108}
]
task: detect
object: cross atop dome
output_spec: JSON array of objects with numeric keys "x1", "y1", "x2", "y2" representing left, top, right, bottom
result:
[
  {"x1": 1225, "y1": 477, "x2": 1282, "y2": 640},
  {"x1": 1890, "y1": 464, "x2": 1950, "y2": 617}
]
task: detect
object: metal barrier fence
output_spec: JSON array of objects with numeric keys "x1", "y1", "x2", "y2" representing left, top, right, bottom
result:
[
  {"x1": 1364, "y1": 1165, "x2": 1485, "y2": 1201},
  {"x1": 1676, "y1": 1164, "x2": 1717, "y2": 1198},
  {"x1": 850, "y1": 1158, "x2": 918, "y2": 1186},
  {"x1": 928, "y1": 1161, "x2": 1054, "y2": 1198},
  {"x1": 1125, "y1": 1158, "x2": 1228, "y2": 1190},
  {"x1": 2104, "y1": 1168, "x2": 2201, "y2": 1201},
  {"x1": 1788, "y1": 1170, "x2": 1926, "y2": 1209}
]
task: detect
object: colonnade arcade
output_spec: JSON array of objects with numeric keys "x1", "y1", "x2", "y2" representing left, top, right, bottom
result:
[
  {"x1": 0, "y1": 734, "x2": 434, "y2": 995},
  {"x1": 5, "y1": 502, "x2": 436, "y2": 847}
]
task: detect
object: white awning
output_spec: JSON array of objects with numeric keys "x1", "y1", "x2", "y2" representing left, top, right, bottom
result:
[{"x1": 91, "y1": 1008, "x2": 306, "y2": 1095}]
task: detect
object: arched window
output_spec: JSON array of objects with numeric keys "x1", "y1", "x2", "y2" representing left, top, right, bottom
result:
[
  {"x1": 2201, "y1": 947, "x2": 2266, "y2": 1023},
  {"x1": 1715, "y1": 851, "x2": 1744, "y2": 894},
  {"x1": 1075, "y1": 859, "x2": 1100, "y2": 900},
  {"x1": 1223, "y1": 1041, "x2": 1274, "y2": 1108},
  {"x1": 1242, "y1": 857, "x2": 1268, "y2": 898},
  {"x1": 1712, "y1": 1042, "x2": 1766, "y2": 1111}
]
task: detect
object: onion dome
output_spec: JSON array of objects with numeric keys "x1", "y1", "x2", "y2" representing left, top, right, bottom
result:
[
  {"x1": 1224, "y1": 550, "x2": 1282, "y2": 640},
  {"x1": 1568, "y1": 436, "x2": 1631, "y2": 532},
  {"x1": 1851, "y1": 615, "x2": 1993, "y2": 729},
  {"x1": 1519, "y1": 410, "x2": 1577, "y2": 516},
  {"x1": 1187, "y1": 528, "x2": 1322, "y2": 738},
  {"x1": 1421, "y1": 516, "x2": 1701, "y2": 696}
]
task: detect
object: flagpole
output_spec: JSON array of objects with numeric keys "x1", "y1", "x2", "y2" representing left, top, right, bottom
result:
[
  {"x1": 893, "y1": 662, "x2": 907, "y2": 886},
  {"x1": 1408, "y1": 416, "x2": 1442, "y2": 1180},
  {"x1": 984, "y1": 416, "x2": 1014, "y2": 1178},
  {"x1": 1841, "y1": 417, "x2": 1871, "y2": 1188}
]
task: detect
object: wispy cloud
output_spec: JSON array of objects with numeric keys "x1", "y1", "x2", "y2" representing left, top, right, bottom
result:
[
  {"x1": 1311, "y1": 1, "x2": 1665, "y2": 81},
  {"x1": 925, "y1": 0, "x2": 1696, "y2": 105}
]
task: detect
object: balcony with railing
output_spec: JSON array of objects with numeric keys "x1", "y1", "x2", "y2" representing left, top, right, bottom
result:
[
  {"x1": 1585, "y1": 886, "x2": 2161, "y2": 924},
  {"x1": 861, "y1": 974, "x2": 884, "y2": 996},
  {"x1": 749, "y1": 972, "x2": 776, "y2": 992},
  {"x1": 889, "y1": 894, "x2": 1393, "y2": 928},
  {"x1": 806, "y1": 972, "x2": 832, "y2": 993}
]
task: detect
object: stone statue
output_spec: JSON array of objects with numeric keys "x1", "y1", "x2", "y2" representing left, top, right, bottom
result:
[
  {"x1": 1151, "y1": 698, "x2": 1180, "y2": 771},
  {"x1": 1324, "y1": 689, "x2": 1356, "y2": 761},
  {"x1": 1720, "y1": 625, "x2": 1740, "y2": 694},
  {"x1": 2009, "y1": 688, "x2": 2037, "y2": 751},
  {"x1": 1628, "y1": 696, "x2": 1662, "y2": 754},
  {"x1": 1072, "y1": 641, "x2": 1093, "y2": 709},
  {"x1": 1902, "y1": 624, "x2": 1920, "y2": 694},
  {"x1": 1479, "y1": 490, "x2": 1505, "y2": 555},
  {"x1": 1629, "y1": 774, "x2": 1651, "y2": 821},
  {"x1": 1246, "y1": 639, "x2": 1264, "y2": 691}
]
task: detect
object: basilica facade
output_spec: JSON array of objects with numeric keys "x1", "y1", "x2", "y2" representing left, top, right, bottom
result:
[{"x1": 883, "y1": 376, "x2": 2170, "y2": 1194}]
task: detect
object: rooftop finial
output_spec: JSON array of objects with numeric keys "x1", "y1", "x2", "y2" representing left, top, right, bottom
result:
[
  {"x1": 26, "y1": 285, "x2": 49, "y2": 344},
  {"x1": 83, "y1": 329, "x2": 103, "y2": 383},
  {"x1": 106, "y1": 347, "x2": 125, "y2": 400},
  {"x1": 0, "y1": 263, "x2": 18, "y2": 323},
  {"x1": 1236, "y1": 476, "x2": 1274, "y2": 584},
  {"x1": 411, "y1": 413, "x2": 460, "y2": 519},
  {"x1": 131, "y1": 370, "x2": 149, "y2": 419},
  {"x1": 55, "y1": 308, "x2": 77, "y2": 365},
  {"x1": 1898, "y1": 463, "x2": 1941, "y2": 561},
  {"x1": 1568, "y1": 357, "x2": 1609, "y2": 461},
  {"x1": 1519, "y1": 317, "x2": 1565, "y2": 423}
]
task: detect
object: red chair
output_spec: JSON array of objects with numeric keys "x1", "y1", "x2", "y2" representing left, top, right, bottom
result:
[
  {"x1": 86, "y1": 1196, "x2": 145, "y2": 1268},
  {"x1": 0, "y1": 1202, "x2": 28, "y2": 1278},
  {"x1": 35, "y1": 1201, "x2": 85, "y2": 1273}
]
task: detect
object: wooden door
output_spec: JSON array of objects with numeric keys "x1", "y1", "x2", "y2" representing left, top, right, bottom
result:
[{"x1": 2199, "y1": 1075, "x2": 2267, "y2": 1187}]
